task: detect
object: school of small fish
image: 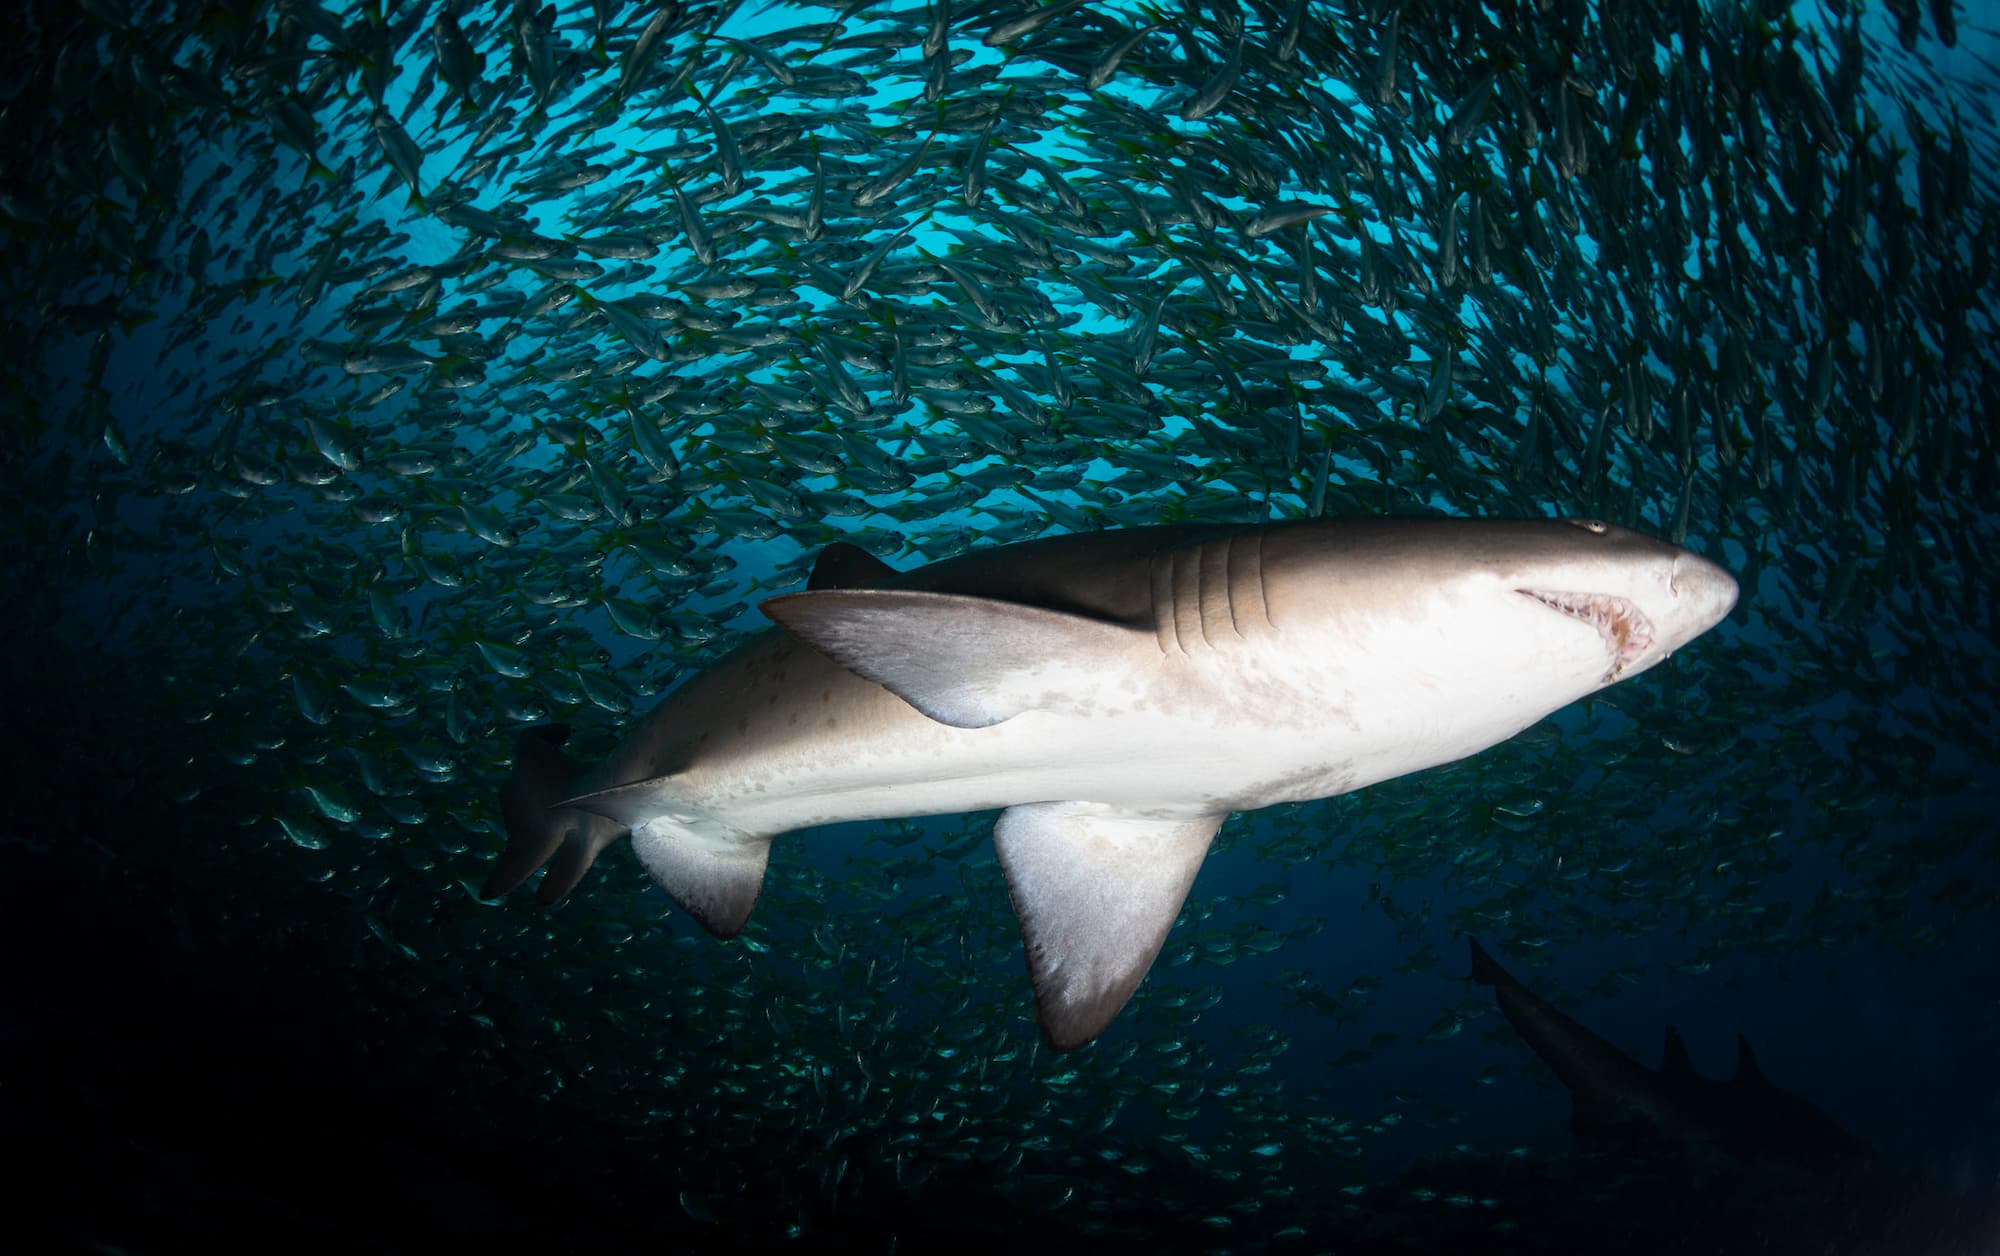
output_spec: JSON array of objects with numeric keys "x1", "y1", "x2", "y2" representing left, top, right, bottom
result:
[{"x1": 4, "y1": 0, "x2": 1997, "y2": 1241}]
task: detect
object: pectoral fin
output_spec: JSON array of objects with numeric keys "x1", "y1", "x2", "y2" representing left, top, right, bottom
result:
[
  {"x1": 760, "y1": 589, "x2": 1142, "y2": 728},
  {"x1": 992, "y1": 802, "x2": 1223, "y2": 1051}
]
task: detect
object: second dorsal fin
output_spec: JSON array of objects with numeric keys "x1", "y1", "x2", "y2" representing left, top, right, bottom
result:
[
  {"x1": 807, "y1": 541, "x2": 898, "y2": 590},
  {"x1": 1660, "y1": 1025, "x2": 1695, "y2": 1078}
]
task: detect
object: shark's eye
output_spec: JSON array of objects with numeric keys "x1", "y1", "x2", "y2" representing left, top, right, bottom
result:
[{"x1": 1568, "y1": 518, "x2": 1609, "y2": 534}]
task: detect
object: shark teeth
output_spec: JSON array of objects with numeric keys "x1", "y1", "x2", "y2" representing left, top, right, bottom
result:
[{"x1": 1518, "y1": 589, "x2": 1654, "y2": 679}]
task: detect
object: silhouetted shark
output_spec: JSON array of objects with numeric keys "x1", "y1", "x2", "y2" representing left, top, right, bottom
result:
[{"x1": 1470, "y1": 938, "x2": 1872, "y2": 1178}]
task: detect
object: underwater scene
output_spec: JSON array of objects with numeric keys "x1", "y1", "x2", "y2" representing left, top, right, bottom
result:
[{"x1": 4, "y1": 0, "x2": 1999, "y2": 1251}]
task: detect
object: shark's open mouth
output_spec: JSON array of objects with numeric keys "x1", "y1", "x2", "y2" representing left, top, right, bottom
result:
[{"x1": 1518, "y1": 589, "x2": 1654, "y2": 679}]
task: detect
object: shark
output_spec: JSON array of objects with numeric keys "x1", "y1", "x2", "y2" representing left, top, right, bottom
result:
[
  {"x1": 484, "y1": 517, "x2": 1738, "y2": 1050},
  {"x1": 1469, "y1": 938, "x2": 1873, "y2": 1176}
]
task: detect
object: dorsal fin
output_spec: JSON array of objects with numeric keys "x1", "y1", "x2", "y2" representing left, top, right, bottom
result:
[
  {"x1": 807, "y1": 541, "x2": 897, "y2": 590},
  {"x1": 1660, "y1": 1025, "x2": 1695, "y2": 1078},
  {"x1": 1734, "y1": 1032, "x2": 1764, "y2": 1084}
]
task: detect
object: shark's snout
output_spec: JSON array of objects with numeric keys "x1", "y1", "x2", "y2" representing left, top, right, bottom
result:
[
  {"x1": 1672, "y1": 551, "x2": 1740, "y2": 627},
  {"x1": 1642, "y1": 548, "x2": 1738, "y2": 673},
  {"x1": 1512, "y1": 540, "x2": 1737, "y2": 683}
]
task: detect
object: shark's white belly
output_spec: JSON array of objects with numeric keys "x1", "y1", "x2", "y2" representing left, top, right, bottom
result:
[
  {"x1": 709, "y1": 706, "x2": 1304, "y2": 831},
  {"x1": 644, "y1": 621, "x2": 1580, "y2": 840}
]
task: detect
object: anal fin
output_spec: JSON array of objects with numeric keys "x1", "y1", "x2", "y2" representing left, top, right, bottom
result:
[
  {"x1": 993, "y1": 802, "x2": 1223, "y2": 1051},
  {"x1": 559, "y1": 777, "x2": 681, "y2": 828},
  {"x1": 630, "y1": 818, "x2": 772, "y2": 939},
  {"x1": 559, "y1": 774, "x2": 769, "y2": 937}
]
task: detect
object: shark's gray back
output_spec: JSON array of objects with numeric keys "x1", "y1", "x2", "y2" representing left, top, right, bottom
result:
[{"x1": 876, "y1": 522, "x2": 1254, "y2": 621}]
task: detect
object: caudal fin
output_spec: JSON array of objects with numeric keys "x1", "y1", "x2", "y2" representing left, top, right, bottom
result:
[{"x1": 485, "y1": 725, "x2": 621, "y2": 904}]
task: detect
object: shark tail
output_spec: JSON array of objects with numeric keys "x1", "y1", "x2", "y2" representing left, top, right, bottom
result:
[{"x1": 486, "y1": 725, "x2": 621, "y2": 904}]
